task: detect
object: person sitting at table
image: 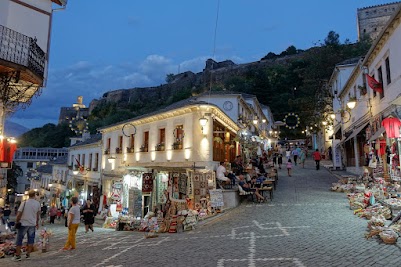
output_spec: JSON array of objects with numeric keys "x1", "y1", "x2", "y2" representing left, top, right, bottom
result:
[
  {"x1": 234, "y1": 155, "x2": 244, "y2": 174},
  {"x1": 238, "y1": 174, "x2": 264, "y2": 202},
  {"x1": 216, "y1": 162, "x2": 231, "y2": 185}
]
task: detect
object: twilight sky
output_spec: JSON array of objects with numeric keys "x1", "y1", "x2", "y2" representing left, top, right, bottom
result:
[{"x1": 9, "y1": 0, "x2": 391, "y2": 129}]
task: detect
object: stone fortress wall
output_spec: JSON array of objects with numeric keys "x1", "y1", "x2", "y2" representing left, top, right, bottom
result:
[{"x1": 357, "y1": 2, "x2": 401, "y2": 41}]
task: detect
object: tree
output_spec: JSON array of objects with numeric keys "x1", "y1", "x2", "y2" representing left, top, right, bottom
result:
[
  {"x1": 166, "y1": 73, "x2": 175, "y2": 83},
  {"x1": 7, "y1": 163, "x2": 22, "y2": 192},
  {"x1": 324, "y1": 31, "x2": 340, "y2": 47}
]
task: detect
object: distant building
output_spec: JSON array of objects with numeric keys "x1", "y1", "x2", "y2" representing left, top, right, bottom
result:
[
  {"x1": 58, "y1": 96, "x2": 89, "y2": 124},
  {"x1": 357, "y1": 2, "x2": 401, "y2": 41},
  {"x1": 13, "y1": 147, "x2": 68, "y2": 193}
]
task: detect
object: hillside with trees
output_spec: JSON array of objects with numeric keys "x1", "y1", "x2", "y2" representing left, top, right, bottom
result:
[{"x1": 19, "y1": 31, "x2": 371, "y2": 147}]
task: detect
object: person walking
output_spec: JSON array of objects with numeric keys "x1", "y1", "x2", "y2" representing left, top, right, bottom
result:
[
  {"x1": 40, "y1": 202, "x2": 47, "y2": 226},
  {"x1": 277, "y1": 153, "x2": 283, "y2": 169},
  {"x1": 13, "y1": 190, "x2": 41, "y2": 261},
  {"x1": 313, "y1": 149, "x2": 322, "y2": 170},
  {"x1": 291, "y1": 147, "x2": 299, "y2": 166},
  {"x1": 82, "y1": 199, "x2": 95, "y2": 233},
  {"x1": 63, "y1": 197, "x2": 80, "y2": 251},
  {"x1": 299, "y1": 149, "x2": 306, "y2": 169},
  {"x1": 49, "y1": 204, "x2": 57, "y2": 224},
  {"x1": 287, "y1": 159, "x2": 293, "y2": 176},
  {"x1": 285, "y1": 147, "x2": 291, "y2": 160}
]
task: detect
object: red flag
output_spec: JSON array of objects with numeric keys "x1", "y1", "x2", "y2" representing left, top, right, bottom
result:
[{"x1": 366, "y1": 74, "x2": 383, "y2": 94}]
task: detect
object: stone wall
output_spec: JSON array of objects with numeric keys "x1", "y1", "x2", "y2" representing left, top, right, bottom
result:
[{"x1": 357, "y1": 2, "x2": 401, "y2": 41}]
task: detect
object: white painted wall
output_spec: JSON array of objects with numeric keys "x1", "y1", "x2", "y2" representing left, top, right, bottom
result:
[{"x1": 2, "y1": 0, "x2": 53, "y2": 52}]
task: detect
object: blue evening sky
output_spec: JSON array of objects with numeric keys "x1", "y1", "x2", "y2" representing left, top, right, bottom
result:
[{"x1": 9, "y1": 0, "x2": 391, "y2": 129}]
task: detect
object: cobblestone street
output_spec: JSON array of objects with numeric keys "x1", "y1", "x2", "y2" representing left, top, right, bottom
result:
[{"x1": 3, "y1": 159, "x2": 401, "y2": 267}]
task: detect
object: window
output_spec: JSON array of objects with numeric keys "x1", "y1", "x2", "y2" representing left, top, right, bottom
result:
[
  {"x1": 130, "y1": 134, "x2": 135, "y2": 148},
  {"x1": 372, "y1": 74, "x2": 377, "y2": 98},
  {"x1": 378, "y1": 66, "x2": 384, "y2": 99},
  {"x1": 27, "y1": 162, "x2": 33, "y2": 168},
  {"x1": 385, "y1": 57, "x2": 391, "y2": 84},
  {"x1": 94, "y1": 153, "x2": 99, "y2": 171},
  {"x1": 106, "y1": 138, "x2": 111, "y2": 152},
  {"x1": 119, "y1": 136, "x2": 123, "y2": 149},
  {"x1": 70, "y1": 155, "x2": 74, "y2": 166},
  {"x1": 159, "y1": 128, "x2": 165, "y2": 144},
  {"x1": 82, "y1": 154, "x2": 86, "y2": 167},
  {"x1": 89, "y1": 153, "x2": 93, "y2": 170},
  {"x1": 143, "y1": 131, "x2": 149, "y2": 152}
]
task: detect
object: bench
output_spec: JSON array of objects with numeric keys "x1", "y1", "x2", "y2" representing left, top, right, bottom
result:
[{"x1": 238, "y1": 185, "x2": 254, "y2": 202}]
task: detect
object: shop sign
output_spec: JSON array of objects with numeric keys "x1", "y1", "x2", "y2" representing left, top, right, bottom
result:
[{"x1": 209, "y1": 189, "x2": 224, "y2": 207}]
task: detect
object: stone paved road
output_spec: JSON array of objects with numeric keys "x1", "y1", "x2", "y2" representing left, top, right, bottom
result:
[{"x1": 3, "y1": 159, "x2": 400, "y2": 267}]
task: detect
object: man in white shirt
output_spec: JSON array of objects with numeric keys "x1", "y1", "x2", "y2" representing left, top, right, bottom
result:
[
  {"x1": 13, "y1": 190, "x2": 41, "y2": 261},
  {"x1": 216, "y1": 162, "x2": 230, "y2": 184}
]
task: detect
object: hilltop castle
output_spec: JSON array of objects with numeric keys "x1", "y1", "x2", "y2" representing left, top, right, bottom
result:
[{"x1": 357, "y1": 1, "x2": 401, "y2": 41}]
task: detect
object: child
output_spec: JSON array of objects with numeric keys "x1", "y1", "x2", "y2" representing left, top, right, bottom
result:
[
  {"x1": 277, "y1": 154, "x2": 283, "y2": 169},
  {"x1": 287, "y1": 159, "x2": 293, "y2": 177}
]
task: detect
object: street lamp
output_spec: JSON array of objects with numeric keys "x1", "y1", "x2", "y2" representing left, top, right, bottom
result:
[
  {"x1": 346, "y1": 100, "x2": 357, "y2": 109},
  {"x1": 199, "y1": 116, "x2": 208, "y2": 134}
]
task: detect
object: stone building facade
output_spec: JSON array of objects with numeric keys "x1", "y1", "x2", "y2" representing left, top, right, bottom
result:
[{"x1": 357, "y1": 2, "x2": 401, "y2": 41}]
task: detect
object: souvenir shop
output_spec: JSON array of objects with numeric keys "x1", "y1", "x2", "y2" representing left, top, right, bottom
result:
[
  {"x1": 367, "y1": 115, "x2": 401, "y2": 181},
  {"x1": 101, "y1": 167, "x2": 222, "y2": 233},
  {"x1": 330, "y1": 115, "x2": 401, "y2": 244}
]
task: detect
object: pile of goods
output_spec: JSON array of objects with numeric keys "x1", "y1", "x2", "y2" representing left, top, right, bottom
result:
[{"x1": 333, "y1": 173, "x2": 401, "y2": 245}]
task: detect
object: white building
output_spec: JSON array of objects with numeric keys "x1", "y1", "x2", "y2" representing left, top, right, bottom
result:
[
  {"x1": 0, "y1": 0, "x2": 67, "y2": 200},
  {"x1": 330, "y1": 5, "x2": 401, "y2": 176},
  {"x1": 13, "y1": 147, "x2": 68, "y2": 193},
  {"x1": 67, "y1": 134, "x2": 102, "y2": 207}
]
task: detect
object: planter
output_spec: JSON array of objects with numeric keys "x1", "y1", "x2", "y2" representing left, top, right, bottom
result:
[{"x1": 172, "y1": 143, "x2": 183, "y2": 150}]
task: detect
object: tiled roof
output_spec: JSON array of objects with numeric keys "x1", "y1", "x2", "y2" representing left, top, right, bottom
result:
[
  {"x1": 36, "y1": 164, "x2": 53, "y2": 174},
  {"x1": 196, "y1": 90, "x2": 256, "y2": 99},
  {"x1": 336, "y1": 57, "x2": 361, "y2": 66},
  {"x1": 52, "y1": 155, "x2": 68, "y2": 165},
  {"x1": 70, "y1": 134, "x2": 102, "y2": 148},
  {"x1": 98, "y1": 98, "x2": 212, "y2": 130}
]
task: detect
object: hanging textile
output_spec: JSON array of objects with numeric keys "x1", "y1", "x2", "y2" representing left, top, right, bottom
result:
[
  {"x1": 382, "y1": 117, "x2": 401, "y2": 138},
  {"x1": 142, "y1": 173, "x2": 153, "y2": 193},
  {"x1": 193, "y1": 173, "x2": 208, "y2": 210},
  {"x1": 178, "y1": 173, "x2": 187, "y2": 195}
]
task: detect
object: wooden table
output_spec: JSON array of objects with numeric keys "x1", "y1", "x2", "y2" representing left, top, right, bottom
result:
[{"x1": 259, "y1": 186, "x2": 273, "y2": 201}]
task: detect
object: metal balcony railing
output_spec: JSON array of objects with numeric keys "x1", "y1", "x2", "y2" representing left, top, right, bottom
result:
[{"x1": 0, "y1": 25, "x2": 46, "y2": 79}]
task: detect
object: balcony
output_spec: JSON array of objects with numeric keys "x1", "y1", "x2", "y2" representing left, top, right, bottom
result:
[
  {"x1": 172, "y1": 141, "x2": 183, "y2": 150},
  {"x1": 0, "y1": 25, "x2": 46, "y2": 84},
  {"x1": 155, "y1": 143, "x2": 165, "y2": 151},
  {"x1": 140, "y1": 145, "x2": 148, "y2": 152}
]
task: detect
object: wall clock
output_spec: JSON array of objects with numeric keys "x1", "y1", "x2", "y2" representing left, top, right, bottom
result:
[
  {"x1": 122, "y1": 123, "x2": 136, "y2": 137},
  {"x1": 223, "y1": 101, "x2": 233, "y2": 111}
]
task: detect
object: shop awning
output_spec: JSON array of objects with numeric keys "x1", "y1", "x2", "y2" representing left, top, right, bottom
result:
[
  {"x1": 345, "y1": 121, "x2": 369, "y2": 142},
  {"x1": 368, "y1": 126, "x2": 385, "y2": 142}
]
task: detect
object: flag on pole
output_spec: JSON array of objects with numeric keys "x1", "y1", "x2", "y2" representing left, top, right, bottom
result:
[{"x1": 366, "y1": 74, "x2": 383, "y2": 94}]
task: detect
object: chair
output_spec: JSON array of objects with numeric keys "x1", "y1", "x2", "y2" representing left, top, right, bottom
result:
[{"x1": 238, "y1": 185, "x2": 253, "y2": 202}]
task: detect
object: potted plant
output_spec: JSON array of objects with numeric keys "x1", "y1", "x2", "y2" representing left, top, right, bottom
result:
[
  {"x1": 140, "y1": 144, "x2": 148, "y2": 152},
  {"x1": 127, "y1": 146, "x2": 135, "y2": 153},
  {"x1": 358, "y1": 85, "x2": 367, "y2": 95},
  {"x1": 104, "y1": 149, "x2": 110, "y2": 155},
  {"x1": 172, "y1": 140, "x2": 183, "y2": 150},
  {"x1": 155, "y1": 142, "x2": 165, "y2": 151}
]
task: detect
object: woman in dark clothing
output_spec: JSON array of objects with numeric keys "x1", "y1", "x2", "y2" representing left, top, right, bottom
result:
[{"x1": 82, "y1": 199, "x2": 95, "y2": 232}]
